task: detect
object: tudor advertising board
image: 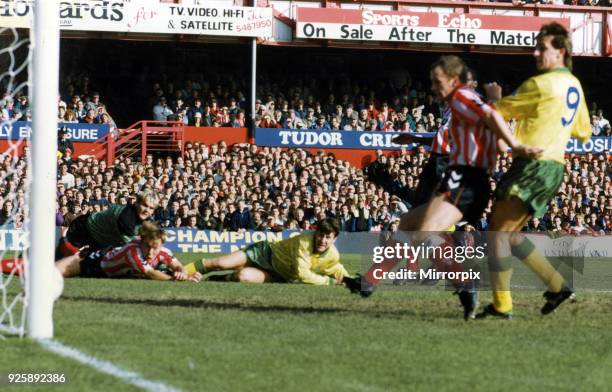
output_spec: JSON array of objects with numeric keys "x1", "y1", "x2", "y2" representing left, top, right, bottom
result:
[
  {"x1": 255, "y1": 128, "x2": 611, "y2": 154},
  {"x1": 295, "y1": 8, "x2": 568, "y2": 47}
]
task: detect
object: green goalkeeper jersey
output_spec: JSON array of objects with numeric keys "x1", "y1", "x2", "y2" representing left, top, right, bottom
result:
[
  {"x1": 86, "y1": 204, "x2": 142, "y2": 248},
  {"x1": 270, "y1": 232, "x2": 348, "y2": 285}
]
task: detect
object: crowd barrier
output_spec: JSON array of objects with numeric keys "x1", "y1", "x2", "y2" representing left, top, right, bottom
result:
[
  {"x1": 0, "y1": 121, "x2": 110, "y2": 142},
  {"x1": 1, "y1": 228, "x2": 610, "y2": 259}
]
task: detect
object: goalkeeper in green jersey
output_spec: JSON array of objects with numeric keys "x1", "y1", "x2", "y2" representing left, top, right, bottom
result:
[
  {"x1": 477, "y1": 22, "x2": 591, "y2": 319},
  {"x1": 185, "y1": 218, "x2": 353, "y2": 286},
  {"x1": 57, "y1": 190, "x2": 160, "y2": 257}
]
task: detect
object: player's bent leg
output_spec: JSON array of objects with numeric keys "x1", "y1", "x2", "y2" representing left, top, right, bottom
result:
[
  {"x1": 209, "y1": 250, "x2": 249, "y2": 270},
  {"x1": 412, "y1": 195, "x2": 480, "y2": 319},
  {"x1": 356, "y1": 204, "x2": 432, "y2": 297},
  {"x1": 508, "y1": 231, "x2": 573, "y2": 313},
  {"x1": 488, "y1": 197, "x2": 531, "y2": 232},
  {"x1": 398, "y1": 204, "x2": 428, "y2": 231},
  {"x1": 413, "y1": 194, "x2": 463, "y2": 233},
  {"x1": 55, "y1": 253, "x2": 83, "y2": 278},
  {"x1": 484, "y1": 198, "x2": 530, "y2": 315},
  {"x1": 509, "y1": 232, "x2": 565, "y2": 293},
  {"x1": 185, "y1": 250, "x2": 249, "y2": 275},
  {"x1": 233, "y1": 267, "x2": 271, "y2": 284},
  {"x1": 493, "y1": 197, "x2": 568, "y2": 289}
]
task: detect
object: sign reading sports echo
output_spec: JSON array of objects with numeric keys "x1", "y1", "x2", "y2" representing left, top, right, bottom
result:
[{"x1": 296, "y1": 8, "x2": 567, "y2": 47}]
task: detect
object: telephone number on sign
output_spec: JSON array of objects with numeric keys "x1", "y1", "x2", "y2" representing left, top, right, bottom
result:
[{"x1": 237, "y1": 19, "x2": 272, "y2": 32}]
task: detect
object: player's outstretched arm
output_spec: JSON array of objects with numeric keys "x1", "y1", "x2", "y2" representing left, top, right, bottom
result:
[
  {"x1": 166, "y1": 257, "x2": 202, "y2": 282},
  {"x1": 484, "y1": 110, "x2": 542, "y2": 159},
  {"x1": 483, "y1": 82, "x2": 503, "y2": 103},
  {"x1": 143, "y1": 266, "x2": 174, "y2": 281}
]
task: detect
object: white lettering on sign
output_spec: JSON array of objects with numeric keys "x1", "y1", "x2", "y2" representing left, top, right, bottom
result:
[
  {"x1": 1, "y1": 1, "x2": 273, "y2": 38},
  {"x1": 278, "y1": 130, "x2": 343, "y2": 146},
  {"x1": 19, "y1": 126, "x2": 30, "y2": 138},
  {"x1": 362, "y1": 10, "x2": 420, "y2": 26},
  {"x1": 566, "y1": 138, "x2": 611, "y2": 153},
  {"x1": 438, "y1": 13, "x2": 482, "y2": 29},
  {"x1": 359, "y1": 133, "x2": 400, "y2": 148},
  {"x1": 68, "y1": 128, "x2": 98, "y2": 140},
  {"x1": 0, "y1": 124, "x2": 11, "y2": 138}
]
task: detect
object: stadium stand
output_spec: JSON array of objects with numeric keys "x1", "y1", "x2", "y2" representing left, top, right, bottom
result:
[
  {"x1": 1, "y1": 45, "x2": 610, "y2": 237},
  {"x1": 143, "y1": 72, "x2": 611, "y2": 134},
  {"x1": 51, "y1": 140, "x2": 612, "y2": 234}
]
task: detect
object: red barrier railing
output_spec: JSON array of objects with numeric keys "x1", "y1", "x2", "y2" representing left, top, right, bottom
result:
[{"x1": 79, "y1": 121, "x2": 185, "y2": 165}]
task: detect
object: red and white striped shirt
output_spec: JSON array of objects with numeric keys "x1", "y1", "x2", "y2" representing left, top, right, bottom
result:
[
  {"x1": 431, "y1": 105, "x2": 452, "y2": 155},
  {"x1": 100, "y1": 241, "x2": 174, "y2": 278},
  {"x1": 448, "y1": 86, "x2": 498, "y2": 172}
]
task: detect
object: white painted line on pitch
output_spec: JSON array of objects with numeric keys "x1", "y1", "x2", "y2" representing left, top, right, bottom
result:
[{"x1": 38, "y1": 339, "x2": 182, "y2": 392}]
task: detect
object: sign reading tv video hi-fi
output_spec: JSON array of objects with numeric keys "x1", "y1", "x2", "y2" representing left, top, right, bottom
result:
[
  {"x1": 0, "y1": 0, "x2": 273, "y2": 38},
  {"x1": 296, "y1": 8, "x2": 568, "y2": 47}
]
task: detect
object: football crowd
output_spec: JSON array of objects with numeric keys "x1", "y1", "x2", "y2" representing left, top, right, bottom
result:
[
  {"x1": 44, "y1": 139, "x2": 611, "y2": 235},
  {"x1": 0, "y1": 67, "x2": 609, "y2": 235}
]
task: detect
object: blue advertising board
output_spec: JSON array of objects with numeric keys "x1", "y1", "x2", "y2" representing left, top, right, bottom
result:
[
  {"x1": 162, "y1": 228, "x2": 298, "y2": 253},
  {"x1": 255, "y1": 128, "x2": 611, "y2": 154},
  {"x1": 0, "y1": 121, "x2": 110, "y2": 142}
]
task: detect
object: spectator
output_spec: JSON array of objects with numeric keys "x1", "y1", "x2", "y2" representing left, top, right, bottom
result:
[
  {"x1": 310, "y1": 115, "x2": 331, "y2": 131},
  {"x1": 153, "y1": 97, "x2": 173, "y2": 121},
  {"x1": 58, "y1": 164, "x2": 76, "y2": 189},
  {"x1": 57, "y1": 128, "x2": 74, "y2": 157},
  {"x1": 230, "y1": 199, "x2": 251, "y2": 231}
]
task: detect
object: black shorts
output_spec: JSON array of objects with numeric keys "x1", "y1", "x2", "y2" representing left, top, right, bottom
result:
[
  {"x1": 414, "y1": 153, "x2": 449, "y2": 207},
  {"x1": 66, "y1": 214, "x2": 99, "y2": 249},
  {"x1": 78, "y1": 248, "x2": 109, "y2": 278},
  {"x1": 436, "y1": 165, "x2": 491, "y2": 225}
]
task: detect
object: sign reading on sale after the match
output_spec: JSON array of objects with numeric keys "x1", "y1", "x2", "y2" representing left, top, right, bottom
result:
[{"x1": 295, "y1": 8, "x2": 568, "y2": 47}]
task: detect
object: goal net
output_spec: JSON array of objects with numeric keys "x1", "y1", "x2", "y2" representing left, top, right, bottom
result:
[
  {"x1": 0, "y1": 26, "x2": 33, "y2": 337},
  {"x1": 0, "y1": 0, "x2": 61, "y2": 339}
]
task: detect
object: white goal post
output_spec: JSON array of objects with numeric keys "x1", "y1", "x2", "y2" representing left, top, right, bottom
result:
[{"x1": 26, "y1": 0, "x2": 61, "y2": 339}]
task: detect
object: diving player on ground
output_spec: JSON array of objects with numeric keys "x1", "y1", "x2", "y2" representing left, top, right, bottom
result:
[
  {"x1": 56, "y1": 221, "x2": 201, "y2": 282},
  {"x1": 184, "y1": 218, "x2": 352, "y2": 286},
  {"x1": 57, "y1": 190, "x2": 160, "y2": 257}
]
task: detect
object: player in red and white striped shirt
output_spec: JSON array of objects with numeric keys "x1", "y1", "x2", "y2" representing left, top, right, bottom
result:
[
  {"x1": 392, "y1": 67, "x2": 477, "y2": 207},
  {"x1": 355, "y1": 57, "x2": 541, "y2": 318},
  {"x1": 56, "y1": 221, "x2": 201, "y2": 282},
  {"x1": 100, "y1": 241, "x2": 175, "y2": 279},
  {"x1": 429, "y1": 124, "x2": 451, "y2": 155},
  {"x1": 447, "y1": 86, "x2": 499, "y2": 172},
  {"x1": 399, "y1": 55, "x2": 541, "y2": 233}
]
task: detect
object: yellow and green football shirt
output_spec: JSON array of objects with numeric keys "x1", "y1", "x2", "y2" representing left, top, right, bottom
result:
[
  {"x1": 494, "y1": 68, "x2": 591, "y2": 163},
  {"x1": 270, "y1": 232, "x2": 348, "y2": 285}
]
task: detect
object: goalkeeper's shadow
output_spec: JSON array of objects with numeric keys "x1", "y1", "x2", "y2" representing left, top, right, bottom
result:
[{"x1": 60, "y1": 294, "x2": 423, "y2": 319}]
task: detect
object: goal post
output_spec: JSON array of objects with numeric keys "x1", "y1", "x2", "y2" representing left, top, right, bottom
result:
[{"x1": 27, "y1": 0, "x2": 61, "y2": 339}]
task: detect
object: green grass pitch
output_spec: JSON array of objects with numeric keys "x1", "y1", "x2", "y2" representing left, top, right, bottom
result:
[{"x1": 1, "y1": 253, "x2": 612, "y2": 392}]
